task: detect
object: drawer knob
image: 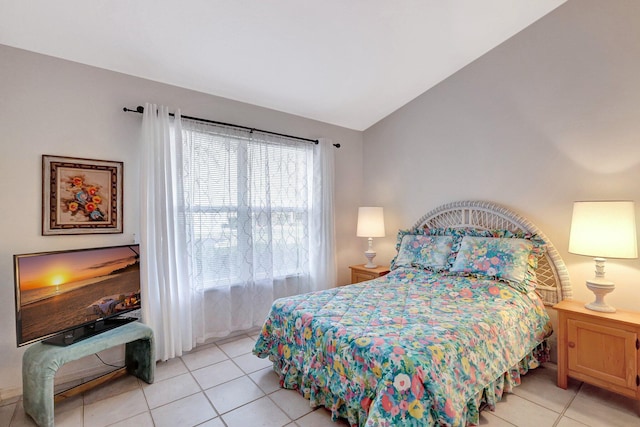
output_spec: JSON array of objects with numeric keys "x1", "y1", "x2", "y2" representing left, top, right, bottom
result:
[{"x1": 568, "y1": 341, "x2": 575, "y2": 348}]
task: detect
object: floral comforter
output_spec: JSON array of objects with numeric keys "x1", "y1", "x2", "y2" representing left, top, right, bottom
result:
[{"x1": 253, "y1": 268, "x2": 552, "y2": 426}]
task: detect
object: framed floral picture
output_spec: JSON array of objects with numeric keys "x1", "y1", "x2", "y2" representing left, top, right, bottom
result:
[{"x1": 42, "y1": 155, "x2": 123, "y2": 235}]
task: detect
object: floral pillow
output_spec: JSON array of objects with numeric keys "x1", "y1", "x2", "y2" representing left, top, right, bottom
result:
[
  {"x1": 424, "y1": 227, "x2": 484, "y2": 268},
  {"x1": 393, "y1": 234, "x2": 454, "y2": 271},
  {"x1": 424, "y1": 227, "x2": 546, "y2": 292},
  {"x1": 450, "y1": 236, "x2": 534, "y2": 284},
  {"x1": 390, "y1": 228, "x2": 424, "y2": 269}
]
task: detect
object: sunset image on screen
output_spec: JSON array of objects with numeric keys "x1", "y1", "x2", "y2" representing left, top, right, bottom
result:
[
  {"x1": 17, "y1": 245, "x2": 140, "y2": 309},
  {"x1": 18, "y1": 246, "x2": 136, "y2": 292}
]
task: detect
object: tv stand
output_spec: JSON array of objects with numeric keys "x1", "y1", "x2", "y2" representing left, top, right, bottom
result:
[
  {"x1": 43, "y1": 317, "x2": 137, "y2": 346},
  {"x1": 22, "y1": 322, "x2": 154, "y2": 427}
]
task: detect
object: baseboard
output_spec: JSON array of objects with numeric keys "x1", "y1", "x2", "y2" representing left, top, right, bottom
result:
[{"x1": 0, "y1": 386, "x2": 23, "y2": 402}]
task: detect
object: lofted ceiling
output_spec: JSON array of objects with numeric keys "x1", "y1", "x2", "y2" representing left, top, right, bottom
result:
[{"x1": 0, "y1": 0, "x2": 566, "y2": 131}]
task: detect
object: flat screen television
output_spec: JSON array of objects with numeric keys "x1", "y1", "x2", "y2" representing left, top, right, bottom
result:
[{"x1": 14, "y1": 244, "x2": 141, "y2": 347}]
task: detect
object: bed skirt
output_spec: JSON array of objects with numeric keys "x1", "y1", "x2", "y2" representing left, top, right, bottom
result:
[{"x1": 267, "y1": 340, "x2": 550, "y2": 427}]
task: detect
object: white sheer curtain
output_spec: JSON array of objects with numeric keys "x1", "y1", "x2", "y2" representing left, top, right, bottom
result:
[
  {"x1": 140, "y1": 103, "x2": 201, "y2": 360},
  {"x1": 310, "y1": 138, "x2": 337, "y2": 291},
  {"x1": 140, "y1": 106, "x2": 336, "y2": 348},
  {"x1": 180, "y1": 120, "x2": 336, "y2": 339}
]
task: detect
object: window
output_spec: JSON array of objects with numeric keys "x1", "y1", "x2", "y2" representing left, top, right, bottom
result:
[{"x1": 181, "y1": 122, "x2": 312, "y2": 289}]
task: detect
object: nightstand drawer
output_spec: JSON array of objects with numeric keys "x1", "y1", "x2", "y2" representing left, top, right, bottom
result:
[
  {"x1": 348, "y1": 264, "x2": 389, "y2": 285},
  {"x1": 353, "y1": 271, "x2": 378, "y2": 283}
]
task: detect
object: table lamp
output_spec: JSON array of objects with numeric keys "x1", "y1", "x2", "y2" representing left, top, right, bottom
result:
[
  {"x1": 568, "y1": 201, "x2": 638, "y2": 312},
  {"x1": 356, "y1": 207, "x2": 385, "y2": 268}
]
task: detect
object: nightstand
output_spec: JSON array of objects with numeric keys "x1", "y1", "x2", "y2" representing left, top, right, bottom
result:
[
  {"x1": 349, "y1": 264, "x2": 390, "y2": 284},
  {"x1": 554, "y1": 299, "x2": 640, "y2": 402}
]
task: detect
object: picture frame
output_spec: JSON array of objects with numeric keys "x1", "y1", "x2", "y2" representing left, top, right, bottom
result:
[{"x1": 42, "y1": 155, "x2": 123, "y2": 235}]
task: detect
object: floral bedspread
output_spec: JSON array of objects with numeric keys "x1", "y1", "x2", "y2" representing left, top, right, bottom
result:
[{"x1": 253, "y1": 268, "x2": 552, "y2": 426}]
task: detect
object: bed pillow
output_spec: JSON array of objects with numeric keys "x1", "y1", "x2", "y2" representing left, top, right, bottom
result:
[
  {"x1": 450, "y1": 236, "x2": 534, "y2": 284},
  {"x1": 477, "y1": 230, "x2": 547, "y2": 293},
  {"x1": 393, "y1": 234, "x2": 454, "y2": 271},
  {"x1": 390, "y1": 229, "x2": 424, "y2": 270},
  {"x1": 424, "y1": 226, "x2": 545, "y2": 259},
  {"x1": 423, "y1": 227, "x2": 492, "y2": 269}
]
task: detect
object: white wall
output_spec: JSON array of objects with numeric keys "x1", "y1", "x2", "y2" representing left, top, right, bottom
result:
[
  {"x1": 364, "y1": 0, "x2": 640, "y2": 311},
  {"x1": 0, "y1": 45, "x2": 364, "y2": 398}
]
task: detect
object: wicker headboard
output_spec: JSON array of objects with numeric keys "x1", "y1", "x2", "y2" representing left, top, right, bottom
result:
[{"x1": 412, "y1": 201, "x2": 572, "y2": 305}]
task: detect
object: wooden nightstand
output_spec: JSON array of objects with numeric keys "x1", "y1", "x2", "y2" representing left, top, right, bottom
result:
[
  {"x1": 554, "y1": 299, "x2": 640, "y2": 402},
  {"x1": 349, "y1": 264, "x2": 390, "y2": 284}
]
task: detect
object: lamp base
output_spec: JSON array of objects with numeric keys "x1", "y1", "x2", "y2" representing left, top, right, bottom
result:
[
  {"x1": 363, "y1": 250, "x2": 377, "y2": 269},
  {"x1": 584, "y1": 279, "x2": 616, "y2": 313}
]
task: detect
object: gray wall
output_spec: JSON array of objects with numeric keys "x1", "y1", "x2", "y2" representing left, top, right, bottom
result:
[
  {"x1": 364, "y1": 0, "x2": 640, "y2": 311},
  {"x1": 0, "y1": 45, "x2": 364, "y2": 398}
]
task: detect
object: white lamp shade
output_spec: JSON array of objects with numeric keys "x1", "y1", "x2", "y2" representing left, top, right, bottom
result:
[
  {"x1": 569, "y1": 201, "x2": 638, "y2": 259},
  {"x1": 356, "y1": 207, "x2": 385, "y2": 237}
]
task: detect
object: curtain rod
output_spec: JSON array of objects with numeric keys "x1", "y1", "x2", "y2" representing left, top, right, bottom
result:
[{"x1": 123, "y1": 106, "x2": 340, "y2": 148}]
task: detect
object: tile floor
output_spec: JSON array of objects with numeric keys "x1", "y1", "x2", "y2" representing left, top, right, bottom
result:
[{"x1": 1, "y1": 332, "x2": 638, "y2": 427}]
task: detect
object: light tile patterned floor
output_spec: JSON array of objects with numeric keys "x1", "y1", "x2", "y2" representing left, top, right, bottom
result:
[{"x1": 1, "y1": 332, "x2": 638, "y2": 427}]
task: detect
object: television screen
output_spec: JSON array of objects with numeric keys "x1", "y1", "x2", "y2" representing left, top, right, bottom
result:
[{"x1": 14, "y1": 244, "x2": 141, "y2": 346}]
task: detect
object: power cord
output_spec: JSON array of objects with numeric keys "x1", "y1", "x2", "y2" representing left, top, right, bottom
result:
[{"x1": 95, "y1": 352, "x2": 125, "y2": 369}]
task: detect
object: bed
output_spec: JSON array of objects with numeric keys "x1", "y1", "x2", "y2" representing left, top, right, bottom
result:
[{"x1": 253, "y1": 201, "x2": 572, "y2": 426}]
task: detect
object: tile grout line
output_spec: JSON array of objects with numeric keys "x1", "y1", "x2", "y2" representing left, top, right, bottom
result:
[
  {"x1": 472, "y1": 368, "x2": 567, "y2": 427},
  {"x1": 184, "y1": 345, "x2": 223, "y2": 426},
  {"x1": 551, "y1": 381, "x2": 584, "y2": 427},
  {"x1": 222, "y1": 334, "x2": 308, "y2": 426},
  {"x1": 191, "y1": 334, "x2": 277, "y2": 425},
  {"x1": 225, "y1": 338, "x2": 296, "y2": 424},
  {"x1": 136, "y1": 347, "x2": 223, "y2": 426}
]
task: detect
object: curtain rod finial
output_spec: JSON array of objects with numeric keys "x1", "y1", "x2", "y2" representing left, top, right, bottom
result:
[{"x1": 136, "y1": 106, "x2": 144, "y2": 113}]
